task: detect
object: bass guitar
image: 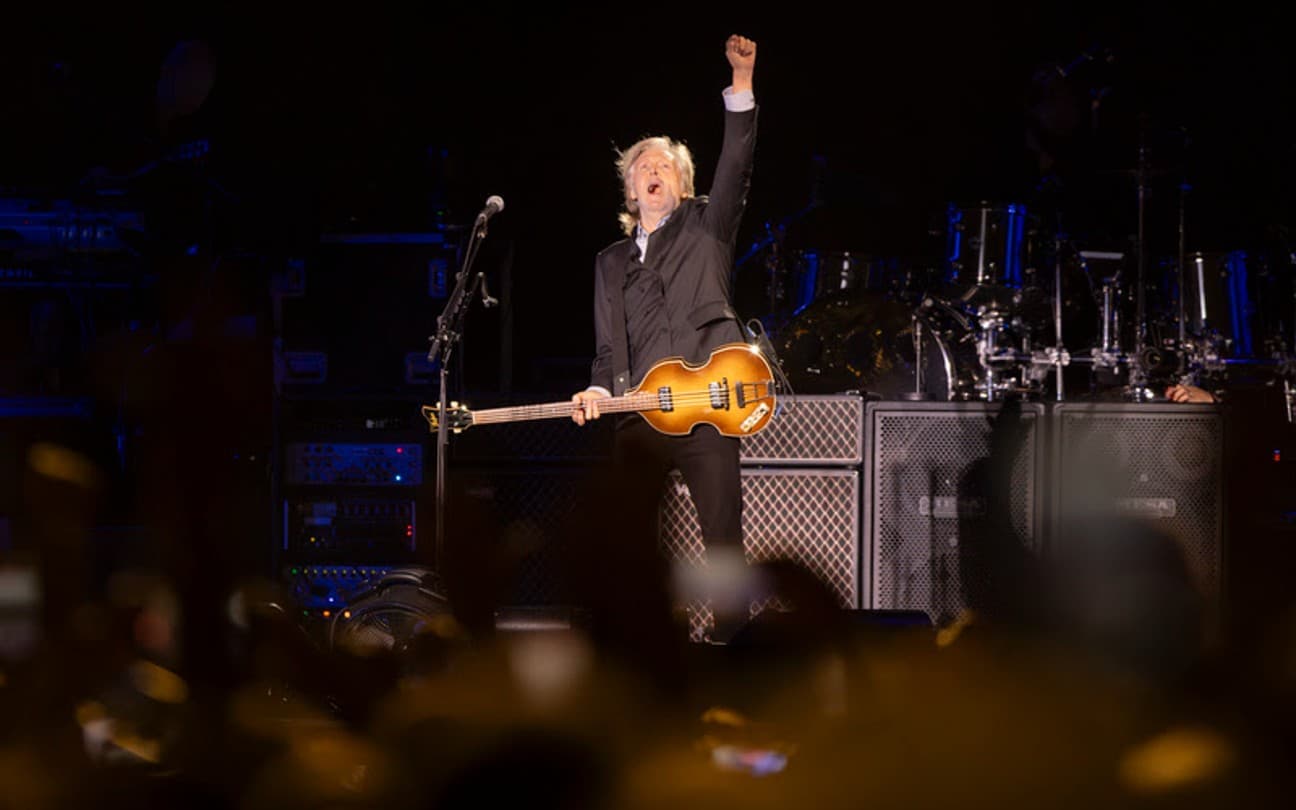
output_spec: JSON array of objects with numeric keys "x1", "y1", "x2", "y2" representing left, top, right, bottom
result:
[{"x1": 421, "y1": 342, "x2": 777, "y2": 437}]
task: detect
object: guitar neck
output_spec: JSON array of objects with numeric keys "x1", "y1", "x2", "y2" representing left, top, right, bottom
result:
[{"x1": 469, "y1": 392, "x2": 658, "y2": 426}]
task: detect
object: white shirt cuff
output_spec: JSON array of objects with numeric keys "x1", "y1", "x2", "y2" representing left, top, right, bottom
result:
[
  {"x1": 722, "y1": 87, "x2": 755, "y2": 112},
  {"x1": 586, "y1": 385, "x2": 612, "y2": 397}
]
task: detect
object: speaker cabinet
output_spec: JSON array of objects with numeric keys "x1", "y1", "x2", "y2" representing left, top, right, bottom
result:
[
  {"x1": 863, "y1": 401, "x2": 1045, "y2": 625},
  {"x1": 1051, "y1": 402, "x2": 1224, "y2": 604},
  {"x1": 659, "y1": 467, "x2": 860, "y2": 640},
  {"x1": 447, "y1": 466, "x2": 596, "y2": 607},
  {"x1": 281, "y1": 233, "x2": 477, "y2": 394},
  {"x1": 739, "y1": 394, "x2": 864, "y2": 465},
  {"x1": 448, "y1": 416, "x2": 612, "y2": 465}
]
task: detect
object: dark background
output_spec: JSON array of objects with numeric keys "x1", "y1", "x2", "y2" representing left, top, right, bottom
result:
[
  {"x1": 3, "y1": 13, "x2": 1296, "y2": 799},
  {"x1": 3, "y1": 3, "x2": 1293, "y2": 396}
]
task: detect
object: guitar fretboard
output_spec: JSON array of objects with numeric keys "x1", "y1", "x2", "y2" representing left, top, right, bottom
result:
[{"x1": 469, "y1": 391, "x2": 659, "y2": 425}]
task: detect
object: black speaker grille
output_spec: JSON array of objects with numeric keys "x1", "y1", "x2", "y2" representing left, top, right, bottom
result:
[
  {"x1": 449, "y1": 417, "x2": 612, "y2": 464},
  {"x1": 866, "y1": 403, "x2": 1043, "y2": 625},
  {"x1": 1054, "y1": 404, "x2": 1223, "y2": 601},
  {"x1": 451, "y1": 468, "x2": 588, "y2": 605}
]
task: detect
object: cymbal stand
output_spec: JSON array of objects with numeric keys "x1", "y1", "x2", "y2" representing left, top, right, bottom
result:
[
  {"x1": 1102, "y1": 280, "x2": 1119, "y2": 351},
  {"x1": 1127, "y1": 133, "x2": 1153, "y2": 399},
  {"x1": 1176, "y1": 169, "x2": 1190, "y2": 379},
  {"x1": 1075, "y1": 250, "x2": 1126, "y2": 379},
  {"x1": 911, "y1": 314, "x2": 927, "y2": 398},
  {"x1": 764, "y1": 229, "x2": 785, "y2": 318},
  {"x1": 735, "y1": 202, "x2": 815, "y2": 328},
  {"x1": 1052, "y1": 231, "x2": 1067, "y2": 400}
]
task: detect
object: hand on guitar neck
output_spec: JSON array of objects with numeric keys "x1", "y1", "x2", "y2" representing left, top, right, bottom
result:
[
  {"x1": 571, "y1": 389, "x2": 608, "y2": 426},
  {"x1": 422, "y1": 343, "x2": 778, "y2": 438}
]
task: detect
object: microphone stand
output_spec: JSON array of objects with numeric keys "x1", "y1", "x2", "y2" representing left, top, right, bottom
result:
[{"x1": 426, "y1": 213, "x2": 496, "y2": 575}]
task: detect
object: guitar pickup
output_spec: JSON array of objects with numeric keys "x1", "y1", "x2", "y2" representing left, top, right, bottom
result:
[
  {"x1": 708, "y1": 378, "x2": 729, "y2": 410},
  {"x1": 740, "y1": 402, "x2": 770, "y2": 433},
  {"x1": 657, "y1": 387, "x2": 674, "y2": 412}
]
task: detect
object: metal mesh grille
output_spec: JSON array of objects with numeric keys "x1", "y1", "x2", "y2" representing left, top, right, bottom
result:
[
  {"x1": 1055, "y1": 406, "x2": 1223, "y2": 600},
  {"x1": 659, "y1": 468, "x2": 860, "y2": 641},
  {"x1": 451, "y1": 468, "x2": 590, "y2": 605},
  {"x1": 867, "y1": 404, "x2": 1041, "y2": 626},
  {"x1": 740, "y1": 395, "x2": 864, "y2": 465},
  {"x1": 450, "y1": 419, "x2": 612, "y2": 464}
]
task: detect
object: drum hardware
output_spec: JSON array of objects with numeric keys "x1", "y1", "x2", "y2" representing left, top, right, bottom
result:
[
  {"x1": 1122, "y1": 340, "x2": 1189, "y2": 402},
  {"x1": 1086, "y1": 347, "x2": 1128, "y2": 373},
  {"x1": 1132, "y1": 134, "x2": 1152, "y2": 389},
  {"x1": 1180, "y1": 251, "x2": 1261, "y2": 359},
  {"x1": 907, "y1": 314, "x2": 936, "y2": 400},
  {"x1": 1051, "y1": 232, "x2": 1067, "y2": 401},
  {"x1": 1176, "y1": 172, "x2": 1191, "y2": 374},
  {"x1": 911, "y1": 297, "x2": 1047, "y2": 403},
  {"x1": 1071, "y1": 250, "x2": 1127, "y2": 356},
  {"x1": 733, "y1": 202, "x2": 818, "y2": 327},
  {"x1": 1180, "y1": 331, "x2": 1229, "y2": 377},
  {"x1": 1100, "y1": 280, "x2": 1122, "y2": 353},
  {"x1": 1029, "y1": 347, "x2": 1070, "y2": 383},
  {"x1": 945, "y1": 202, "x2": 1031, "y2": 289},
  {"x1": 973, "y1": 312, "x2": 1013, "y2": 401},
  {"x1": 1128, "y1": 126, "x2": 1194, "y2": 397},
  {"x1": 911, "y1": 297, "x2": 968, "y2": 401}
]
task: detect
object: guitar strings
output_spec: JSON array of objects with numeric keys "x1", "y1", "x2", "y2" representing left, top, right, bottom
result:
[{"x1": 470, "y1": 383, "x2": 775, "y2": 424}]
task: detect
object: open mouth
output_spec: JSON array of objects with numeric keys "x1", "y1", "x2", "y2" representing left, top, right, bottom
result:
[{"x1": 647, "y1": 181, "x2": 662, "y2": 195}]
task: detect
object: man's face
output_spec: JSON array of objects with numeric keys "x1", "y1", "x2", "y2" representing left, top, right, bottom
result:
[{"x1": 629, "y1": 148, "x2": 683, "y2": 223}]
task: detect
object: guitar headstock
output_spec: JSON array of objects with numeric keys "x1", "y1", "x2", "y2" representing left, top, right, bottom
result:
[{"x1": 420, "y1": 402, "x2": 474, "y2": 433}]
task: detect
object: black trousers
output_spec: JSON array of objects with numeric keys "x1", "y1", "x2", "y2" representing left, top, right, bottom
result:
[
  {"x1": 613, "y1": 416, "x2": 742, "y2": 550},
  {"x1": 564, "y1": 416, "x2": 745, "y2": 656}
]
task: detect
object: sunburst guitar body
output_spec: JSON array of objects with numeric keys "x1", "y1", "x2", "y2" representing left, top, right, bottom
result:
[{"x1": 422, "y1": 342, "x2": 777, "y2": 438}]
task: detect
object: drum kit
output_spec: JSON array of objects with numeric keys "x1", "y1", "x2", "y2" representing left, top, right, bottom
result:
[{"x1": 765, "y1": 198, "x2": 1296, "y2": 417}]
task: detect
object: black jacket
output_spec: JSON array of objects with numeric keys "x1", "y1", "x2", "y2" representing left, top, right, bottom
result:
[{"x1": 589, "y1": 105, "x2": 758, "y2": 395}]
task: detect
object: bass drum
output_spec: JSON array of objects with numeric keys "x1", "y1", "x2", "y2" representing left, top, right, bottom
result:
[
  {"x1": 909, "y1": 297, "x2": 981, "y2": 401},
  {"x1": 774, "y1": 292, "x2": 917, "y2": 397},
  {"x1": 774, "y1": 285, "x2": 1047, "y2": 401},
  {"x1": 910, "y1": 295, "x2": 1047, "y2": 402}
]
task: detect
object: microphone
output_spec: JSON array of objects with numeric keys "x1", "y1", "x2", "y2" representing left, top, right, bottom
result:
[{"x1": 476, "y1": 195, "x2": 505, "y2": 223}]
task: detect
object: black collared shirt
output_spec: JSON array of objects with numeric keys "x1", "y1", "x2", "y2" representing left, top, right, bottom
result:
[{"x1": 623, "y1": 222, "x2": 674, "y2": 386}]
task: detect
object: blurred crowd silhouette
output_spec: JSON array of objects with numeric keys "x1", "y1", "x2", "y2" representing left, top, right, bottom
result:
[{"x1": 4, "y1": 361, "x2": 1296, "y2": 809}]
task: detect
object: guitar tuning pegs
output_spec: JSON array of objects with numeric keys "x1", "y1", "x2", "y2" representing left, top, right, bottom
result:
[{"x1": 419, "y1": 405, "x2": 440, "y2": 431}]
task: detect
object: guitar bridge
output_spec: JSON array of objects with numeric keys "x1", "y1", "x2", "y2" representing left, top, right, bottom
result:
[
  {"x1": 708, "y1": 378, "x2": 729, "y2": 410},
  {"x1": 657, "y1": 386, "x2": 674, "y2": 412},
  {"x1": 736, "y1": 380, "x2": 773, "y2": 409}
]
